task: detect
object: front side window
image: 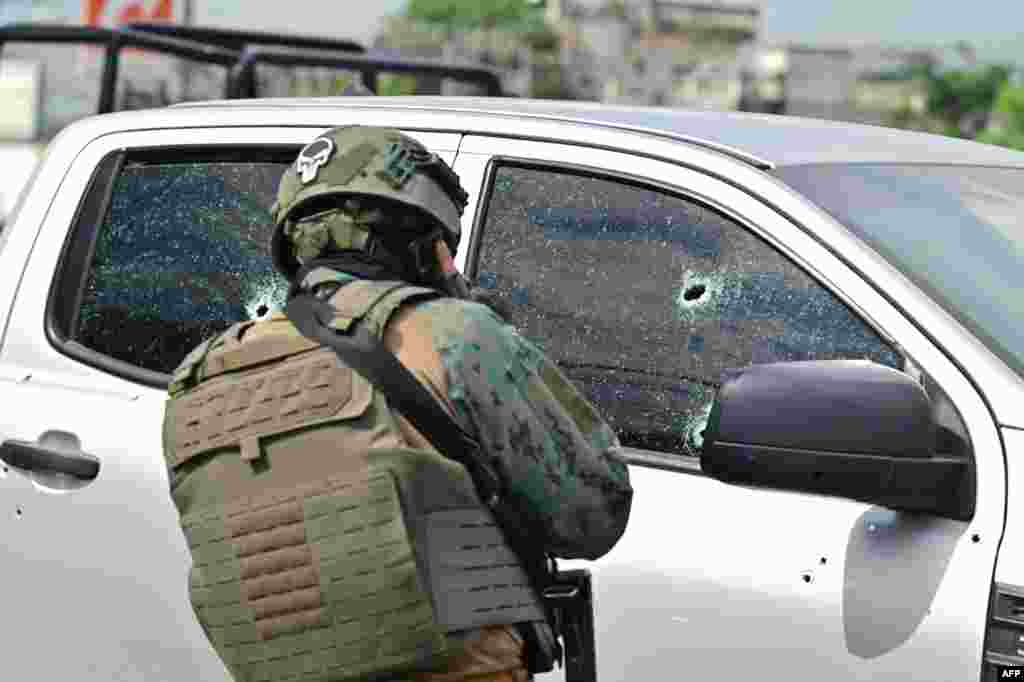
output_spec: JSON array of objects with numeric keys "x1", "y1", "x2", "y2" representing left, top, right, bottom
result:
[
  {"x1": 73, "y1": 155, "x2": 292, "y2": 375},
  {"x1": 474, "y1": 164, "x2": 901, "y2": 457}
]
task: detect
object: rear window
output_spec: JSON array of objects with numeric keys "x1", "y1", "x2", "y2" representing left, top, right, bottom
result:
[{"x1": 73, "y1": 157, "x2": 291, "y2": 375}]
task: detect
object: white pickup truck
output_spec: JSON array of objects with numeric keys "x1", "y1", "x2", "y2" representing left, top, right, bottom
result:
[{"x1": 2, "y1": 97, "x2": 1023, "y2": 682}]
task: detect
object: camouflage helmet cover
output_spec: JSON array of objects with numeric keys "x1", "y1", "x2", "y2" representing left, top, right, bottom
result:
[{"x1": 271, "y1": 126, "x2": 468, "y2": 279}]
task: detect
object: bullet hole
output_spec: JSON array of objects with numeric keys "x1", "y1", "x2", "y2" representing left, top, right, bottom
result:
[
  {"x1": 971, "y1": 534, "x2": 981, "y2": 543},
  {"x1": 812, "y1": 471, "x2": 824, "y2": 481},
  {"x1": 802, "y1": 573, "x2": 813, "y2": 583},
  {"x1": 820, "y1": 557, "x2": 827, "y2": 565},
  {"x1": 15, "y1": 507, "x2": 23, "y2": 518},
  {"x1": 256, "y1": 304, "x2": 269, "y2": 317},
  {"x1": 683, "y1": 284, "x2": 706, "y2": 301}
]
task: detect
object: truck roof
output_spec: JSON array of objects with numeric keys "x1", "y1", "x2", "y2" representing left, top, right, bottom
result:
[{"x1": 78, "y1": 96, "x2": 1024, "y2": 170}]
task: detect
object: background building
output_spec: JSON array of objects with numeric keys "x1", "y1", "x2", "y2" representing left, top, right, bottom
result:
[
  {"x1": 743, "y1": 44, "x2": 935, "y2": 124},
  {"x1": 549, "y1": 0, "x2": 760, "y2": 106}
]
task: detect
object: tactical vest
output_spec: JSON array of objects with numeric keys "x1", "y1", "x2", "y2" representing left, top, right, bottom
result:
[{"x1": 164, "y1": 274, "x2": 547, "y2": 682}]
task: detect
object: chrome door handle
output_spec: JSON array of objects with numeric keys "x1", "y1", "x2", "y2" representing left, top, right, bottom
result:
[{"x1": 0, "y1": 432, "x2": 100, "y2": 480}]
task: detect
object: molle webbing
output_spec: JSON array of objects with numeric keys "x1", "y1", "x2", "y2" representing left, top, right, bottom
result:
[
  {"x1": 423, "y1": 509, "x2": 546, "y2": 630},
  {"x1": 185, "y1": 469, "x2": 445, "y2": 682},
  {"x1": 166, "y1": 279, "x2": 545, "y2": 682},
  {"x1": 165, "y1": 348, "x2": 369, "y2": 469}
]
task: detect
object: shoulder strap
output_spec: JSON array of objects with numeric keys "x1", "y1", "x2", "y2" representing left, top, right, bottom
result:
[
  {"x1": 285, "y1": 292, "x2": 562, "y2": 668},
  {"x1": 288, "y1": 292, "x2": 500, "y2": 500}
]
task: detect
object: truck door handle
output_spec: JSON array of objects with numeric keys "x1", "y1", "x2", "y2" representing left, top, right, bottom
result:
[{"x1": 0, "y1": 435, "x2": 100, "y2": 480}]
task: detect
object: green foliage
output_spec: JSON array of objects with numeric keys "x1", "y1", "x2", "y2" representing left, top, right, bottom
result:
[
  {"x1": 405, "y1": 0, "x2": 544, "y2": 30},
  {"x1": 529, "y1": 57, "x2": 572, "y2": 99},
  {"x1": 918, "y1": 63, "x2": 1012, "y2": 136},
  {"x1": 993, "y1": 83, "x2": 1024, "y2": 130},
  {"x1": 602, "y1": 0, "x2": 627, "y2": 19},
  {"x1": 523, "y1": 24, "x2": 560, "y2": 51},
  {"x1": 978, "y1": 84, "x2": 1024, "y2": 151},
  {"x1": 378, "y1": 73, "x2": 420, "y2": 96}
]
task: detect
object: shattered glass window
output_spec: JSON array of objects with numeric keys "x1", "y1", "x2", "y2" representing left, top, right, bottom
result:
[
  {"x1": 476, "y1": 165, "x2": 901, "y2": 457},
  {"x1": 75, "y1": 159, "x2": 291, "y2": 375}
]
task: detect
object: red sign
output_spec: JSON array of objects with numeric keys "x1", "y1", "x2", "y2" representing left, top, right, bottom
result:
[{"x1": 83, "y1": 0, "x2": 174, "y2": 27}]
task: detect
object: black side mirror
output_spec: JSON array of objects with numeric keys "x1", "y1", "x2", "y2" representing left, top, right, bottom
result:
[{"x1": 700, "y1": 360, "x2": 973, "y2": 521}]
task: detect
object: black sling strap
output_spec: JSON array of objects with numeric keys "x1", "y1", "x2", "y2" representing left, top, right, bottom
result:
[{"x1": 285, "y1": 291, "x2": 562, "y2": 671}]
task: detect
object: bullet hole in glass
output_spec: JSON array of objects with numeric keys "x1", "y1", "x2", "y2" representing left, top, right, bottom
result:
[
  {"x1": 256, "y1": 304, "x2": 269, "y2": 317},
  {"x1": 15, "y1": 507, "x2": 23, "y2": 517},
  {"x1": 971, "y1": 534, "x2": 981, "y2": 543},
  {"x1": 820, "y1": 557, "x2": 827, "y2": 565},
  {"x1": 802, "y1": 573, "x2": 812, "y2": 583},
  {"x1": 683, "y1": 284, "x2": 706, "y2": 301}
]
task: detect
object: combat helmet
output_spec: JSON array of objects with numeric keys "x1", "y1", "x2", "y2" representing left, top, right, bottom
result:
[{"x1": 270, "y1": 126, "x2": 469, "y2": 280}]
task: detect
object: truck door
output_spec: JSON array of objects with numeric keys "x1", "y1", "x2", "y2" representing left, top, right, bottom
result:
[{"x1": 453, "y1": 136, "x2": 1005, "y2": 682}]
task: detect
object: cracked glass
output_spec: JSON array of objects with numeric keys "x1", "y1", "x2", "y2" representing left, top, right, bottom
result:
[
  {"x1": 74, "y1": 158, "x2": 291, "y2": 375},
  {"x1": 475, "y1": 165, "x2": 901, "y2": 457}
]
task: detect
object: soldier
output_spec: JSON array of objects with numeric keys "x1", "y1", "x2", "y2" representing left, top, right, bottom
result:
[{"x1": 163, "y1": 126, "x2": 633, "y2": 682}]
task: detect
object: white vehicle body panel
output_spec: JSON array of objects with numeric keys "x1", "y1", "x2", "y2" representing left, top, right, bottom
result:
[
  {"x1": 0, "y1": 100, "x2": 1016, "y2": 680},
  {"x1": 997, "y1": 428, "x2": 1024, "y2": 587}
]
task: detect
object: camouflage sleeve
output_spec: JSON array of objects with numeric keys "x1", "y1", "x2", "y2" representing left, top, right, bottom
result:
[{"x1": 424, "y1": 299, "x2": 633, "y2": 560}]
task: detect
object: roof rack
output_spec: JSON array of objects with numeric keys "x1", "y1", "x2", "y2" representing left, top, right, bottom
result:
[
  {"x1": 123, "y1": 21, "x2": 364, "y2": 54},
  {"x1": 0, "y1": 21, "x2": 505, "y2": 124},
  {"x1": 0, "y1": 23, "x2": 239, "y2": 112},
  {"x1": 229, "y1": 45, "x2": 504, "y2": 98}
]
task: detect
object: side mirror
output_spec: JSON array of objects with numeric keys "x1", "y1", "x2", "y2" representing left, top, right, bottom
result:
[{"x1": 700, "y1": 360, "x2": 972, "y2": 521}]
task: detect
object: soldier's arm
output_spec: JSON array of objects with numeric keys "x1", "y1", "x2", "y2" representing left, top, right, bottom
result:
[{"x1": 402, "y1": 298, "x2": 633, "y2": 561}]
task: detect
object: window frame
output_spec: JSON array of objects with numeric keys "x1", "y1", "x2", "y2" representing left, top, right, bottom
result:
[
  {"x1": 466, "y1": 154, "x2": 909, "y2": 471},
  {"x1": 45, "y1": 144, "x2": 303, "y2": 388}
]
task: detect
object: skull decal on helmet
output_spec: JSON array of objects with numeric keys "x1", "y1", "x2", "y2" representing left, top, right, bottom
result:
[{"x1": 295, "y1": 137, "x2": 336, "y2": 184}]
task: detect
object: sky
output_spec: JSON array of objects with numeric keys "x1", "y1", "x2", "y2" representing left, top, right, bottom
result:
[{"x1": 1, "y1": 0, "x2": 1022, "y2": 64}]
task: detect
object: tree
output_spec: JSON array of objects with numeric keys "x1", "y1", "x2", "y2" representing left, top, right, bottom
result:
[
  {"x1": 405, "y1": 0, "x2": 545, "y2": 31},
  {"x1": 978, "y1": 83, "x2": 1024, "y2": 151},
  {"x1": 917, "y1": 63, "x2": 1012, "y2": 137}
]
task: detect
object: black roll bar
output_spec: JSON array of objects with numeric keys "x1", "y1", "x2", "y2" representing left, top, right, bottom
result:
[
  {"x1": 228, "y1": 45, "x2": 505, "y2": 99},
  {"x1": 123, "y1": 21, "x2": 364, "y2": 54},
  {"x1": 0, "y1": 23, "x2": 239, "y2": 112}
]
